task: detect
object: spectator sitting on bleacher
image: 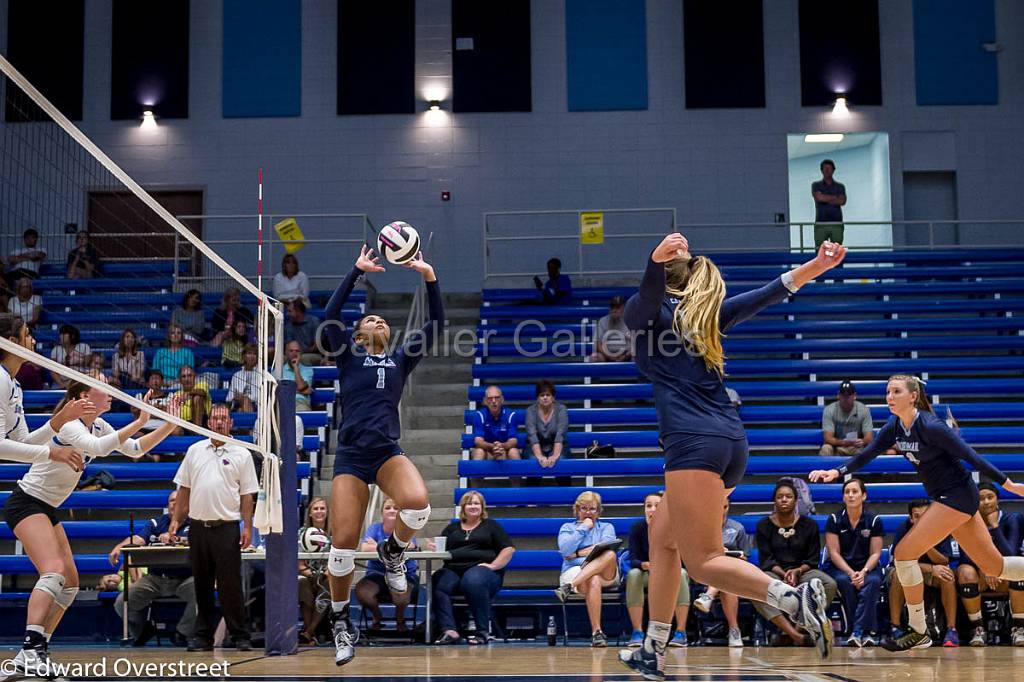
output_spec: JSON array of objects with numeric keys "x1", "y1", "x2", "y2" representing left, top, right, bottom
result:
[
  {"x1": 227, "y1": 344, "x2": 260, "y2": 412},
  {"x1": 112, "y1": 489, "x2": 196, "y2": 647},
  {"x1": 626, "y1": 491, "x2": 690, "y2": 648},
  {"x1": 956, "y1": 482, "x2": 1024, "y2": 647},
  {"x1": 357, "y1": 497, "x2": 422, "y2": 634},
  {"x1": 433, "y1": 491, "x2": 515, "y2": 645},
  {"x1": 819, "y1": 381, "x2": 873, "y2": 456},
  {"x1": 297, "y1": 496, "x2": 331, "y2": 646},
  {"x1": 152, "y1": 324, "x2": 195, "y2": 388},
  {"x1": 823, "y1": 478, "x2": 884, "y2": 647},
  {"x1": 589, "y1": 296, "x2": 632, "y2": 362},
  {"x1": 534, "y1": 257, "x2": 572, "y2": 305},
  {"x1": 172, "y1": 365, "x2": 211, "y2": 431},
  {"x1": 49, "y1": 323, "x2": 90, "y2": 388},
  {"x1": 172, "y1": 289, "x2": 208, "y2": 343},
  {"x1": 15, "y1": 359, "x2": 45, "y2": 390},
  {"x1": 66, "y1": 230, "x2": 102, "y2": 279},
  {"x1": 284, "y1": 300, "x2": 322, "y2": 366},
  {"x1": 525, "y1": 380, "x2": 569, "y2": 470},
  {"x1": 752, "y1": 480, "x2": 836, "y2": 646},
  {"x1": 88, "y1": 351, "x2": 109, "y2": 381},
  {"x1": 6, "y1": 228, "x2": 45, "y2": 286},
  {"x1": 693, "y1": 500, "x2": 749, "y2": 648},
  {"x1": 283, "y1": 341, "x2": 314, "y2": 412},
  {"x1": 111, "y1": 329, "x2": 146, "y2": 389},
  {"x1": 211, "y1": 287, "x2": 254, "y2": 341},
  {"x1": 554, "y1": 491, "x2": 620, "y2": 648},
  {"x1": 273, "y1": 253, "x2": 310, "y2": 307},
  {"x1": 887, "y1": 499, "x2": 958, "y2": 647},
  {"x1": 8, "y1": 277, "x2": 41, "y2": 327},
  {"x1": 471, "y1": 386, "x2": 521, "y2": 462},
  {"x1": 217, "y1": 319, "x2": 249, "y2": 369}
]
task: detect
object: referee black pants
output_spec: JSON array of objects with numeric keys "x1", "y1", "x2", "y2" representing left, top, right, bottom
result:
[{"x1": 189, "y1": 522, "x2": 248, "y2": 642}]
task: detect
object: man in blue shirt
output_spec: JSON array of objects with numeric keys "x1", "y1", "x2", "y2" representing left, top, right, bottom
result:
[
  {"x1": 812, "y1": 159, "x2": 846, "y2": 247},
  {"x1": 534, "y1": 258, "x2": 572, "y2": 304},
  {"x1": 471, "y1": 385, "x2": 521, "y2": 461}
]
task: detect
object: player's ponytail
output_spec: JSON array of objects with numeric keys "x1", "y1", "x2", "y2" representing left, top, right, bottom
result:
[
  {"x1": 665, "y1": 254, "x2": 727, "y2": 375},
  {"x1": 54, "y1": 381, "x2": 90, "y2": 414},
  {"x1": 889, "y1": 374, "x2": 935, "y2": 415}
]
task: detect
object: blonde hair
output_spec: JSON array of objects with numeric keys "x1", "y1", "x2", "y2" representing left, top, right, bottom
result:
[
  {"x1": 888, "y1": 374, "x2": 935, "y2": 415},
  {"x1": 303, "y1": 496, "x2": 331, "y2": 535},
  {"x1": 574, "y1": 490, "x2": 603, "y2": 517},
  {"x1": 665, "y1": 253, "x2": 727, "y2": 375},
  {"x1": 458, "y1": 491, "x2": 488, "y2": 523}
]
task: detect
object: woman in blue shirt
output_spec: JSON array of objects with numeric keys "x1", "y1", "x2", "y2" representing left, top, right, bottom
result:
[
  {"x1": 355, "y1": 497, "x2": 420, "y2": 633},
  {"x1": 822, "y1": 479, "x2": 884, "y2": 647},
  {"x1": 554, "y1": 491, "x2": 619, "y2": 647},
  {"x1": 811, "y1": 374, "x2": 1024, "y2": 652},
  {"x1": 621, "y1": 235, "x2": 846, "y2": 678}
]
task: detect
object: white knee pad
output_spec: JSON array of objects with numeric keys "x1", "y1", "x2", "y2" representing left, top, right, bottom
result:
[
  {"x1": 33, "y1": 572, "x2": 66, "y2": 600},
  {"x1": 328, "y1": 547, "x2": 355, "y2": 578},
  {"x1": 399, "y1": 505, "x2": 431, "y2": 530},
  {"x1": 55, "y1": 586, "x2": 79, "y2": 609},
  {"x1": 895, "y1": 559, "x2": 924, "y2": 588}
]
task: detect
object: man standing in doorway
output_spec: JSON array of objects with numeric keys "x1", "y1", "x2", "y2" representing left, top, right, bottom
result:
[{"x1": 812, "y1": 159, "x2": 846, "y2": 247}]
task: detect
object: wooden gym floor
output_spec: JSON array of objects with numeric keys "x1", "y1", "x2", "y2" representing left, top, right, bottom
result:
[{"x1": 3, "y1": 644, "x2": 1024, "y2": 681}]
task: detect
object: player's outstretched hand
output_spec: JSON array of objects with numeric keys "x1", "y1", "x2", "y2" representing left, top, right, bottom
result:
[
  {"x1": 49, "y1": 445, "x2": 84, "y2": 472},
  {"x1": 651, "y1": 233, "x2": 689, "y2": 263},
  {"x1": 356, "y1": 244, "x2": 386, "y2": 273},
  {"x1": 1002, "y1": 479, "x2": 1024, "y2": 498},
  {"x1": 403, "y1": 251, "x2": 434, "y2": 278},
  {"x1": 808, "y1": 468, "x2": 840, "y2": 483},
  {"x1": 814, "y1": 240, "x2": 847, "y2": 271},
  {"x1": 55, "y1": 397, "x2": 96, "y2": 427}
]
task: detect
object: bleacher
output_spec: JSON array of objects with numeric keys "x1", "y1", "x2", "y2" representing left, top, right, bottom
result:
[
  {"x1": 0, "y1": 258, "x2": 354, "y2": 614},
  {"x1": 453, "y1": 248, "x2": 1024, "y2": 635}
]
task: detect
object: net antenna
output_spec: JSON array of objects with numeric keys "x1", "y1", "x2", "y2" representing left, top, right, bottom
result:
[{"x1": 0, "y1": 53, "x2": 284, "y2": 457}]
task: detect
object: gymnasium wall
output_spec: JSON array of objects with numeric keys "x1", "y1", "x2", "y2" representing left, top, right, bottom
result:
[{"x1": 2, "y1": 0, "x2": 1024, "y2": 292}]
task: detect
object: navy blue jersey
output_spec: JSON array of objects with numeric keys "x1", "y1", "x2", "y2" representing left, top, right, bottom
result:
[
  {"x1": 891, "y1": 517, "x2": 953, "y2": 565},
  {"x1": 837, "y1": 411, "x2": 1008, "y2": 501},
  {"x1": 960, "y1": 511, "x2": 1024, "y2": 567},
  {"x1": 824, "y1": 507, "x2": 884, "y2": 571},
  {"x1": 624, "y1": 256, "x2": 794, "y2": 440},
  {"x1": 324, "y1": 267, "x2": 444, "y2": 455}
]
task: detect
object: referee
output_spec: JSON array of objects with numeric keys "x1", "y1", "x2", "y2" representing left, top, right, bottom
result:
[{"x1": 169, "y1": 404, "x2": 259, "y2": 651}]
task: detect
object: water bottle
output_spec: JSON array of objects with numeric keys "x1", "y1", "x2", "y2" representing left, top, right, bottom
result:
[
  {"x1": 468, "y1": 616, "x2": 476, "y2": 634},
  {"x1": 547, "y1": 616, "x2": 558, "y2": 646},
  {"x1": 753, "y1": 619, "x2": 765, "y2": 647}
]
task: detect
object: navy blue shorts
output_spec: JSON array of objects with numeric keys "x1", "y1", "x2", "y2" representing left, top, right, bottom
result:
[
  {"x1": 663, "y1": 433, "x2": 749, "y2": 489},
  {"x1": 333, "y1": 445, "x2": 404, "y2": 484},
  {"x1": 929, "y1": 481, "x2": 980, "y2": 517}
]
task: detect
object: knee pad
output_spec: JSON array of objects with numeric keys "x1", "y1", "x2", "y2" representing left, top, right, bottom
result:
[
  {"x1": 958, "y1": 583, "x2": 980, "y2": 598},
  {"x1": 33, "y1": 572, "x2": 65, "y2": 601},
  {"x1": 328, "y1": 547, "x2": 355, "y2": 578},
  {"x1": 1009, "y1": 581, "x2": 1024, "y2": 592},
  {"x1": 399, "y1": 505, "x2": 431, "y2": 531},
  {"x1": 55, "y1": 586, "x2": 79, "y2": 609},
  {"x1": 894, "y1": 559, "x2": 924, "y2": 588}
]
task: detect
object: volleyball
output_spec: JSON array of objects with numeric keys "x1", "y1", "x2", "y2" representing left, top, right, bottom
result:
[
  {"x1": 299, "y1": 526, "x2": 330, "y2": 553},
  {"x1": 377, "y1": 220, "x2": 421, "y2": 264}
]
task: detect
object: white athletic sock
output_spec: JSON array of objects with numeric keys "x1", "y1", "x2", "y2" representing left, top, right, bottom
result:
[
  {"x1": 643, "y1": 620, "x2": 672, "y2": 655},
  {"x1": 968, "y1": 611, "x2": 982, "y2": 624},
  {"x1": 26, "y1": 625, "x2": 44, "y2": 635},
  {"x1": 44, "y1": 632, "x2": 52, "y2": 642},
  {"x1": 331, "y1": 600, "x2": 350, "y2": 614},
  {"x1": 998, "y1": 556, "x2": 1024, "y2": 581},
  {"x1": 765, "y1": 579, "x2": 800, "y2": 617},
  {"x1": 907, "y1": 602, "x2": 926, "y2": 634},
  {"x1": 391, "y1": 534, "x2": 410, "y2": 549}
]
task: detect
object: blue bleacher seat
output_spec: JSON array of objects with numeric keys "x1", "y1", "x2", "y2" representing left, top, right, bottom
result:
[
  {"x1": 492, "y1": 515, "x2": 909, "y2": 537},
  {"x1": 24, "y1": 411, "x2": 328, "y2": 431},
  {"x1": 0, "y1": 461, "x2": 311, "y2": 482},
  {"x1": 23, "y1": 387, "x2": 335, "y2": 408},
  {"x1": 0, "y1": 554, "x2": 123, "y2": 574}
]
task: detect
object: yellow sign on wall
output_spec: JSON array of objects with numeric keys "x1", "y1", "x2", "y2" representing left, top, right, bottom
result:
[
  {"x1": 274, "y1": 217, "x2": 306, "y2": 254},
  {"x1": 580, "y1": 212, "x2": 604, "y2": 245}
]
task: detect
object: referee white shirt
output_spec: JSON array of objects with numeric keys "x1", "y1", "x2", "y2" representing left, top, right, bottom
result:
[{"x1": 173, "y1": 438, "x2": 259, "y2": 521}]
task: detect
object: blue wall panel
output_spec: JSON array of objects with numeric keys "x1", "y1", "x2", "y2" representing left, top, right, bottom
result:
[
  {"x1": 913, "y1": 0, "x2": 997, "y2": 105},
  {"x1": 566, "y1": 0, "x2": 647, "y2": 112},
  {"x1": 223, "y1": 0, "x2": 301, "y2": 118}
]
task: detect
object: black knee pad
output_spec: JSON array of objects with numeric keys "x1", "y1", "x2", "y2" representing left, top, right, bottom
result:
[
  {"x1": 958, "y1": 583, "x2": 980, "y2": 598},
  {"x1": 1009, "y1": 581, "x2": 1024, "y2": 592}
]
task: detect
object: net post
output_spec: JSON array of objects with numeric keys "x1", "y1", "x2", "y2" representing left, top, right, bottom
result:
[{"x1": 264, "y1": 379, "x2": 298, "y2": 655}]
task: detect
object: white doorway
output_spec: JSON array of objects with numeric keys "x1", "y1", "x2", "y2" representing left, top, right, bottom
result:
[{"x1": 787, "y1": 132, "x2": 892, "y2": 250}]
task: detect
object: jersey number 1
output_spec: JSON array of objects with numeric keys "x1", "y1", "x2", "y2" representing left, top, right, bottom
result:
[{"x1": 376, "y1": 367, "x2": 386, "y2": 389}]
